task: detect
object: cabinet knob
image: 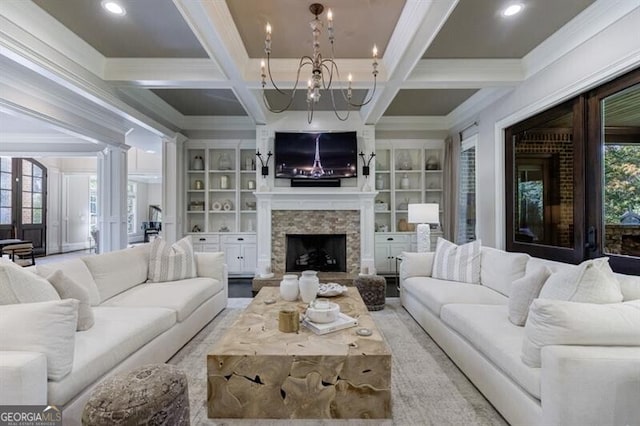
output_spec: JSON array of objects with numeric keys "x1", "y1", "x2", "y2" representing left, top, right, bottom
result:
[
  {"x1": 387, "y1": 237, "x2": 394, "y2": 241},
  {"x1": 199, "y1": 238, "x2": 206, "y2": 241},
  {"x1": 237, "y1": 237, "x2": 244, "y2": 241}
]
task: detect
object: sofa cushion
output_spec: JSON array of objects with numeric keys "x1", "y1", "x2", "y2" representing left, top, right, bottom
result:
[
  {"x1": 101, "y1": 277, "x2": 221, "y2": 322},
  {"x1": 36, "y1": 258, "x2": 101, "y2": 306},
  {"x1": 508, "y1": 265, "x2": 551, "y2": 326},
  {"x1": 539, "y1": 257, "x2": 623, "y2": 304},
  {"x1": 47, "y1": 306, "x2": 176, "y2": 406},
  {"x1": 83, "y1": 244, "x2": 150, "y2": 303},
  {"x1": 403, "y1": 277, "x2": 507, "y2": 316},
  {"x1": 0, "y1": 259, "x2": 60, "y2": 304},
  {"x1": 432, "y1": 238, "x2": 481, "y2": 284},
  {"x1": 195, "y1": 252, "x2": 226, "y2": 283},
  {"x1": 440, "y1": 304, "x2": 541, "y2": 399},
  {"x1": 400, "y1": 251, "x2": 435, "y2": 280},
  {"x1": 480, "y1": 247, "x2": 529, "y2": 296},
  {"x1": 0, "y1": 299, "x2": 78, "y2": 381},
  {"x1": 148, "y1": 236, "x2": 197, "y2": 283},
  {"x1": 616, "y1": 272, "x2": 640, "y2": 301},
  {"x1": 522, "y1": 299, "x2": 640, "y2": 368},
  {"x1": 47, "y1": 270, "x2": 94, "y2": 331}
]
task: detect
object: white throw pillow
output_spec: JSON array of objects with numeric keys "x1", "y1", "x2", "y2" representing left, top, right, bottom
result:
[
  {"x1": 194, "y1": 252, "x2": 225, "y2": 283},
  {"x1": 522, "y1": 298, "x2": 640, "y2": 368},
  {"x1": 0, "y1": 299, "x2": 79, "y2": 380},
  {"x1": 400, "y1": 251, "x2": 435, "y2": 280},
  {"x1": 508, "y1": 265, "x2": 551, "y2": 326},
  {"x1": 539, "y1": 257, "x2": 623, "y2": 304},
  {"x1": 480, "y1": 247, "x2": 529, "y2": 296},
  {"x1": 432, "y1": 238, "x2": 481, "y2": 284},
  {"x1": 148, "y1": 236, "x2": 197, "y2": 283},
  {"x1": 0, "y1": 259, "x2": 60, "y2": 304},
  {"x1": 47, "y1": 270, "x2": 95, "y2": 331}
]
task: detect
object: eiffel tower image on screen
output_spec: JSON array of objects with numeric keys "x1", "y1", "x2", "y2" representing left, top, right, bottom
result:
[{"x1": 310, "y1": 134, "x2": 325, "y2": 178}]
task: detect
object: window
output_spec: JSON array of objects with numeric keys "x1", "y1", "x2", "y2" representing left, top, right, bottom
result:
[
  {"x1": 457, "y1": 135, "x2": 477, "y2": 243},
  {"x1": 127, "y1": 181, "x2": 136, "y2": 235},
  {"x1": 506, "y1": 68, "x2": 640, "y2": 273},
  {"x1": 89, "y1": 176, "x2": 98, "y2": 230}
]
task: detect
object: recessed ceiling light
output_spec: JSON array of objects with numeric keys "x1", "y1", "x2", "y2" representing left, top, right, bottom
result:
[
  {"x1": 502, "y1": 4, "x2": 524, "y2": 17},
  {"x1": 102, "y1": 1, "x2": 126, "y2": 16}
]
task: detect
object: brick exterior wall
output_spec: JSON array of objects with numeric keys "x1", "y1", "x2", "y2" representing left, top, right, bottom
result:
[
  {"x1": 457, "y1": 147, "x2": 476, "y2": 243},
  {"x1": 604, "y1": 224, "x2": 640, "y2": 256},
  {"x1": 271, "y1": 210, "x2": 360, "y2": 274},
  {"x1": 516, "y1": 131, "x2": 574, "y2": 247}
]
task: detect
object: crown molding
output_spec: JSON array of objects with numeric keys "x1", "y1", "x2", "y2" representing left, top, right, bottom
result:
[
  {"x1": 0, "y1": 11, "x2": 175, "y2": 137},
  {"x1": 522, "y1": 0, "x2": 639, "y2": 78},
  {"x1": 116, "y1": 87, "x2": 184, "y2": 129},
  {"x1": 0, "y1": 0, "x2": 104, "y2": 77},
  {"x1": 406, "y1": 59, "x2": 523, "y2": 88},
  {"x1": 447, "y1": 87, "x2": 513, "y2": 130}
]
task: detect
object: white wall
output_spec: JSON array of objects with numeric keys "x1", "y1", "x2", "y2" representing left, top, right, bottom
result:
[{"x1": 449, "y1": 8, "x2": 640, "y2": 248}]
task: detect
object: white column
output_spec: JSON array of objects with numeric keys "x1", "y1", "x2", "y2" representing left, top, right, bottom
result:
[
  {"x1": 97, "y1": 146, "x2": 128, "y2": 252},
  {"x1": 255, "y1": 126, "x2": 272, "y2": 275},
  {"x1": 161, "y1": 134, "x2": 186, "y2": 244}
]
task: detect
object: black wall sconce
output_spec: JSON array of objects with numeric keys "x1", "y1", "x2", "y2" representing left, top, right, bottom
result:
[
  {"x1": 256, "y1": 150, "x2": 272, "y2": 177},
  {"x1": 359, "y1": 151, "x2": 376, "y2": 176}
]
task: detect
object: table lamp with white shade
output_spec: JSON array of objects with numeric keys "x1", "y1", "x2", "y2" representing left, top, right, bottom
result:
[{"x1": 408, "y1": 203, "x2": 440, "y2": 252}]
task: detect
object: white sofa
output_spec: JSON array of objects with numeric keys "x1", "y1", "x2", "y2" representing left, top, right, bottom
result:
[
  {"x1": 400, "y1": 247, "x2": 640, "y2": 426},
  {"x1": 0, "y1": 244, "x2": 228, "y2": 425}
]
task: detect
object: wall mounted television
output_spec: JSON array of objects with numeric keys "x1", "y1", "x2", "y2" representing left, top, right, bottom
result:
[{"x1": 274, "y1": 131, "x2": 358, "y2": 179}]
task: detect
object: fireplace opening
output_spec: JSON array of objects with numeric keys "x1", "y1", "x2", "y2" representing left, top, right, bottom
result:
[{"x1": 285, "y1": 234, "x2": 347, "y2": 272}]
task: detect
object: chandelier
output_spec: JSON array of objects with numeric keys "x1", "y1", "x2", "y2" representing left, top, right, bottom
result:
[{"x1": 260, "y1": 3, "x2": 378, "y2": 123}]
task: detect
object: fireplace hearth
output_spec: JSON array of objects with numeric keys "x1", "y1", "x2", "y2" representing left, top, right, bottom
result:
[{"x1": 286, "y1": 234, "x2": 347, "y2": 272}]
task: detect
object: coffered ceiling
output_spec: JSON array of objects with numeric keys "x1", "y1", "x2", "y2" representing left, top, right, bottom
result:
[{"x1": 25, "y1": 0, "x2": 598, "y2": 126}]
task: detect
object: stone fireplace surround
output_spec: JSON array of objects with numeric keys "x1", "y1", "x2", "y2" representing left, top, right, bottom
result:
[{"x1": 255, "y1": 190, "x2": 376, "y2": 276}]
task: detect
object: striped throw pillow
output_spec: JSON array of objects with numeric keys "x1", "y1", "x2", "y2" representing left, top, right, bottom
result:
[
  {"x1": 148, "y1": 236, "x2": 197, "y2": 283},
  {"x1": 432, "y1": 237, "x2": 481, "y2": 284}
]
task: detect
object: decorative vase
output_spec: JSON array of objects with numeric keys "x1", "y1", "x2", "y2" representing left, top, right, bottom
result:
[
  {"x1": 400, "y1": 173, "x2": 410, "y2": 189},
  {"x1": 280, "y1": 274, "x2": 299, "y2": 301},
  {"x1": 218, "y1": 153, "x2": 231, "y2": 170},
  {"x1": 193, "y1": 179, "x2": 204, "y2": 190},
  {"x1": 192, "y1": 155, "x2": 204, "y2": 170},
  {"x1": 247, "y1": 179, "x2": 256, "y2": 190},
  {"x1": 299, "y1": 270, "x2": 320, "y2": 303},
  {"x1": 376, "y1": 174, "x2": 384, "y2": 190},
  {"x1": 220, "y1": 175, "x2": 229, "y2": 189}
]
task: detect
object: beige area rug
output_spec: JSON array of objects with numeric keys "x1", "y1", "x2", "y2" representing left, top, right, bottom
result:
[{"x1": 168, "y1": 298, "x2": 507, "y2": 426}]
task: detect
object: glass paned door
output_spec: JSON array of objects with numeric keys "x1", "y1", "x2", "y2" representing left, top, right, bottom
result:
[{"x1": 0, "y1": 157, "x2": 47, "y2": 254}]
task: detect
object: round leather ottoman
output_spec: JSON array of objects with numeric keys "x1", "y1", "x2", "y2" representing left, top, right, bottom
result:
[
  {"x1": 354, "y1": 275, "x2": 386, "y2": 311},
  {"x1": 82, "y1": 364, "x2": 190, "y2": 425}
]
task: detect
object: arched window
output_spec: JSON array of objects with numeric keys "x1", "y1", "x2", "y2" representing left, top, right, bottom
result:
[{"x1": 0, "y1": 158, "x2": 47, "y2": 255}]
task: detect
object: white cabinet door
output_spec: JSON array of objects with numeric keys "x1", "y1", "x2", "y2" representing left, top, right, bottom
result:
[
  {"x1": 224, "y1": 244, "x2": 243, "y2": 273},
  {"x1": 241, "y1": 244, "x2": 257, "y2": 274},
  {"x1": 374, "y1": 244, "x2": 391, "y2": 273}
]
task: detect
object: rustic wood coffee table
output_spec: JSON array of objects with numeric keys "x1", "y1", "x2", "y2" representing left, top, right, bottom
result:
[{"x1": 207, "y1": 287, "x2": 392, "y2": 419}]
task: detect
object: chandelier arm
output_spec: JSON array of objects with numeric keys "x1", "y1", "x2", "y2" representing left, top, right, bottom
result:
[
  {"x1": 327, "y1": 78, "x2": 351, "y2": 122},
  {"x1": 346, "y1": 75, "x2": 377, "y2": 107},
  {"x1": 263, "y1": 56, "x2": 316, "y2": 113}
]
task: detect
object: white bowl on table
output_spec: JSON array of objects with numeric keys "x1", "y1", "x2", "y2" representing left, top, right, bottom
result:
[{"x1": 306, "y1": 299, "x2": 340, "y2": 324}]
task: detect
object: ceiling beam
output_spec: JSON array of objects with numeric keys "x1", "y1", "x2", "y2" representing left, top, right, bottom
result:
[
  {"x1": 359, "y1": 0, "x2": 459, "y2": 125},
  {"x1": 104, "y1": 58, "x2": 228, "y2": 88},
  {"x1": 406, "y1": 59, "x2": 523, "y2": 89},
  {"x1": 173, "y1": 0, "x2": 267, "y2": 124}
]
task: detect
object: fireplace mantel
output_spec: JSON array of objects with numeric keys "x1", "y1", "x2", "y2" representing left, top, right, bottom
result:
[{"x1": 255, "y1": 190, "x2": 378, "y2": 275}]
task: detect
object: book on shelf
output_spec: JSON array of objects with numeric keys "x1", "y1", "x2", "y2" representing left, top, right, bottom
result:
[{"x1": 302, "y1": 312, "x2": 358, "y2": 335}]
